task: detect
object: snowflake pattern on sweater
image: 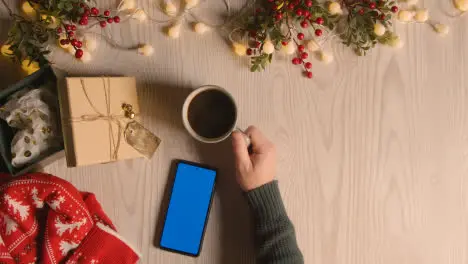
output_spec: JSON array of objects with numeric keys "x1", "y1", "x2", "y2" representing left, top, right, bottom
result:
[{"x1": 0, "y1": 173, "x2": 140, "y2": 264}]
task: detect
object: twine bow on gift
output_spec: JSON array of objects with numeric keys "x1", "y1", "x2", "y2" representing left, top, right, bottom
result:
[{"x1": 69, "y1": 78, "x2": 160, "y2": 161}]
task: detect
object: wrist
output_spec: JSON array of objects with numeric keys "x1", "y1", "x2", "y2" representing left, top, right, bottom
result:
[{"x1": 244, "y1": 180, "x2": 287, "y2": 221}]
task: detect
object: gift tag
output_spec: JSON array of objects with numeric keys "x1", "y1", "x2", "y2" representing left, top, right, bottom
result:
[{"x1": 124, "y1": 121, "x2": 161, "y2": 159}]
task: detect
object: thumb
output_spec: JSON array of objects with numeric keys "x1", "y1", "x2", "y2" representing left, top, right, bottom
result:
[{"x1": 232, "y1": 131, "x2": 251, "y2": 171}]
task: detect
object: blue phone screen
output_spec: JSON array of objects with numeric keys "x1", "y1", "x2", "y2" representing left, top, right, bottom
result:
[{"x1": 160, "y1": 162, "x2": 216, "y2": 255}]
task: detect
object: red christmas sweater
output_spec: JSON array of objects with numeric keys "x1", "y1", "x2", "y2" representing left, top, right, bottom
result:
[{"x1": 0, "y1": 173, "x2": 140, "y2": 264}]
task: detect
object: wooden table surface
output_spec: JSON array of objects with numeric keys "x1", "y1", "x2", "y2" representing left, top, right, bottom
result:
[{"x1": 2, "y1": 0, "x2": 468, "y2": 263}]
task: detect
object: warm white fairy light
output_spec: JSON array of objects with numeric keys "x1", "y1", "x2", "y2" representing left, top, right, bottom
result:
[
  {"x1": 118, "y1": 0, "x2": 136, "y2": 11},
  {"x1": 373, "y1": 23, "x2": 386, "y2": 36},
  {"x1": 185, "y1": 0, "x2": 199, "y2": 9},
  {"x1": 398, "y1": 10, "x2": 413, "y2": 22},
  {"x1": 167, "y1": 23, "x2": 182, "y2": 38},
  {"x1": 137, "y1": 44, "x2": 154, "y2": 56},
  {"x1": 132, "y1": 9, "x2": 148, "y2": 22},
  {"x1": 328, "y1": 2, "x2": 342, "y2": 15},
  {"x1": 414, "y1": 9, "x2": 429, "y2": 22},
  {"x1": 83, "y1": 36, "x2": 97, "y2": 52},
  {"x1": 433, "y1": 23, "x2": 450, "y2": 36},
  {"x1": 232, "y1": 42, "x2": 247, "y2": 56},
  {"x1": 318, "y1": 51, "x2": 334, "y2": 64},
  {"x1": 164, "y1": 0, "x2": 178, "y2": 16},
  {"x1": 193, "y1": 22, "x2": 210, "y2": 34},
  {"x1": 262, "y1": 40, "x2": 275, "y2": 54},
  {"x1": 455, "y1": 0, "x2": 468, "y2": 11},
  {"x1": 282, "y1": 42, "x2": 296, "y2": 55}
]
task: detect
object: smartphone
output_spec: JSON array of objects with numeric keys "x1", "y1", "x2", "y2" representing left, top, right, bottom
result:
[{"x1": 159, "y1": 160, "x2": 217, "y2": 257}]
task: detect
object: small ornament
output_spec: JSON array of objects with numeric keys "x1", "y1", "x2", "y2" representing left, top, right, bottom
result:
[
  {"x1": 40, "y1": 15, "x2": 58, "y2": 29},
  {"x1": 373, "y1": 23, "x2": 386, "y2": 36},
  {"x1": 167, "y1": 23, "x2": 182, "y2": 38},
  {"x1": 132, "y1": 9, "x2": 148, "y2": 22},
  {"x1": 282, "y1": 42, "x2": 296, "y2": 55},
  {"x1": 414, "y1": 9, "x2": 429, "y2": 22},
  {"x1": 193, "y1": 22, "x2": 210, "y2": 34},
  {"x1": 232, "y1": 42, "x2": 247, "y2": 56},
  {"x1": 58, "y1": 37, "x2": 70, "y2": 49},
  {"x1": 118, "y1": 0, "x2": 136, "y2": 11},
  {"x1": 455, "y1": 0, "x2": 468, "y2": 11},
  {"x1": 398, "y1": 10, "x2": 413, "y2": 22},
  {"x1": 328, "y1": 2, "x2": 343, "y2": 15},
  {"x1": 306, "y1": 39, "x2": 320, "y2": 52},
  {"x1": 185, "y1": 0, "x2": 199, "y2": 9},
  {"x1": 318, "y1": 51, "x2": 334, "y2": 64},
  {"x1": 433, "y1": 23, "x2": 449, "y2": 36},
  {"x1": 262, "y1": 40, "x2": 275, "y2": 54},
  {"x1": 21, "y1": 1, "x2": 36, "y2": 18},
  {"x1": 137, "y1": 44, "x2": 154, "y2": 56},
  {"x1": 164, "y1": 1, "x2": 178, "y2": 16},
  {"x1": 83, "y1": 36, "x2": 97, "y2": 52},
  {"x1": 21, "y1": 59, "x2": 40, "y2": 75},
  {"x1": 1, "y1": 44, "x2": 13, "y2": 56}
]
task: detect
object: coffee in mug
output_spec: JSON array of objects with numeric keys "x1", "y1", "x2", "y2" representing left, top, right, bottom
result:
[{"x1": 182, "y1": 85, "x2": 249, "y2": 144}]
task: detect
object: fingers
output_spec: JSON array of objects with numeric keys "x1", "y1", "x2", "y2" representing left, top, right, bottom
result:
[
  {"x1": 232, "y1": 131, "x2": 252, "y2": 171},
  {"x1": 245, "y1": 126, "x2": 273, "y2": 153}
]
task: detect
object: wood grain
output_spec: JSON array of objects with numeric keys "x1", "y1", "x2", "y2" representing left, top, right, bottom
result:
[{"x1": 1, "y1": 0, "x2": 468, "y2": 263}]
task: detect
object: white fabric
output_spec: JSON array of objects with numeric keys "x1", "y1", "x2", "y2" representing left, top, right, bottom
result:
[{"x1": 0, "y1": 86, "x2": 60, "y2": 168}]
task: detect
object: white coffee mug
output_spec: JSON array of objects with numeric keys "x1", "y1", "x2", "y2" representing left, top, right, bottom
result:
[{"x1": 182, "y1": 85, "x2": 250, "y2": 145}]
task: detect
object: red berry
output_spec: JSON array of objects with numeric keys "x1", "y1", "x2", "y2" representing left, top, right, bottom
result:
[
  {"x1": 75, "y1": 41, "x2": 83, "y2": 48},
  {"x1": 268, "y1": 0, "x2": 274, "y2": 2},
  {"x1": 275, "y1": 13, "x2": 283, "y2": 20},
  {"x1": 246, "y1": 48, "x2": 253, "y2": 55},
  {"x1": 292, "y1": 58, "x2": 301, "y2": 65},
  {"x1": 300, "y1": 20, "x2": 308, "y2": 28},
  {"x1": 79, "y1": 19, "x2": 86, "y2": 25},
  {"x1": 288, "y1": 3, "x2": 294, "y2": 10},
  {"x1": 57, "y1": 28, "x2": 62, "y2": 34},
  {"x1": 296, "y1": 9, "x2": 303, "y2": 16},
  {"x1": 303, "y1": 10, "x2": 310, "y2": 17},
  {"x1": 358, "y1": 9, "x2": 365, "y2": 15},
  {"x1": 104, "y1": 10, "x2": 110, "y2": 16},
  {"x1": 249, "y1": 30, "x2": 257, "y2": 37},
  {"x1": 68, "y1": 31, "x2": 75, "y2": 37},
  {"x1": 60, "y1": 39, "x2": 67, "y2": 45},
  {"x1": 271, "y1": 4, "x2": 277, "y2": 10},
  {"x1": 305, "y1": 62, "x2": 312, "y2": 69},
  {"x1": 71, "y1": 25, "x2": 77, "y2": 31},
  {"x1": 107, "y1": 17, "x2": 113, "y2": 23},
  {"x1": 255, "y1": 41, "x2": 261, "y2": 48},
  {"x1": 71, "y1": 39, "x2": 78, "y2": 46},
  {"x1": 298, "y1": 45, "x2": 305, "y2": 52},
  {"x1": 380, "y1": 14, "x2": 385, "y2": 20},
  {"x1": 100, "y1": 21, "x2": 107, "y2": 28},
  {"x1": 282, "y1": 41, "x2": 288, "y2": 46},
  {"x1": 306, "y1": 71, "x2": 313, "y2": 78},
  {"x1": 391, "y1": 6, "x2": 398, "y2": 13},
  {"x1": 315, "y1": 29, "x2": 323, "y2": 36},
  {"x1": 65, "y1": 24, "x2": 72, "y2": 31},
  {"x1": 91, "y1": 7, "x2": 99, "y2": 15},
  {"x1": 306, "y1": 0, "x2": 313, "y2": 7},
  {"x1": 79, "y1": 3, "x2": 85, "y2": 7},
  {"x1": 316, "y1": 17, "x2": 324, "y2": 25},
  {"x1": 301, "y1": 52, "x2": 308, "y2": 59},
  {"x1": 113, "y1": 16, "x2": 120, "y2": 23},
  {"x1": 81, "y1": 15, "x2": 88, "y2": 21},
  {"x1": 255, "y1": 8, "x2": 262, "y2": 13},
  {"x1": 297, "y1": 33, "x2": 304, "y2": 40},
  {"x1": 83, "y1": 9, "x2": 90, "y2": 16},
  {"x1": 75, "y1": 49, "x2": 84, "y2": 58},
  {"x1": 369, "y1": 2, "x2": 376, "y2": 9}
]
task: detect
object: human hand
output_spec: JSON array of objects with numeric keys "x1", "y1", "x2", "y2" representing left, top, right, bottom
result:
[{"x1": 231, "y1": 126, "x2": 276, "y2": 192}]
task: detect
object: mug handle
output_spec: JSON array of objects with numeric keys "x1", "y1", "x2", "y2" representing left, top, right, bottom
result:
[{"x1": 234, "y1": 127, "x2": 253, "y2": 154}]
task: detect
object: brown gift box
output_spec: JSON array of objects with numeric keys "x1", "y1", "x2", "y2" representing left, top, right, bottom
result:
[{"x1": 59, "y1": 77, "x2": 144, "y2": 167}]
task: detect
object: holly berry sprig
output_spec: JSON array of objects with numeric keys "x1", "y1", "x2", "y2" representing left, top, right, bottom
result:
[
  {"x1": 239, "y1": 0, "x2": 340, "y2": 79},
  {"x1": 57, "y1": 4, "x2": 121, "y2": 59},
  {"x1": 1, "y1": 0, "x2": 121, "y2": 65},
  {"x1": 340, "y1": 0, "x2": 399, "y2": 55}
]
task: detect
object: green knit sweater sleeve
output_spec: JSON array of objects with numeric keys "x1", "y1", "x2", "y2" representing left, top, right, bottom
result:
[{"x1": 245, "y1": 181, "x2": 304, "y2": 264}]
